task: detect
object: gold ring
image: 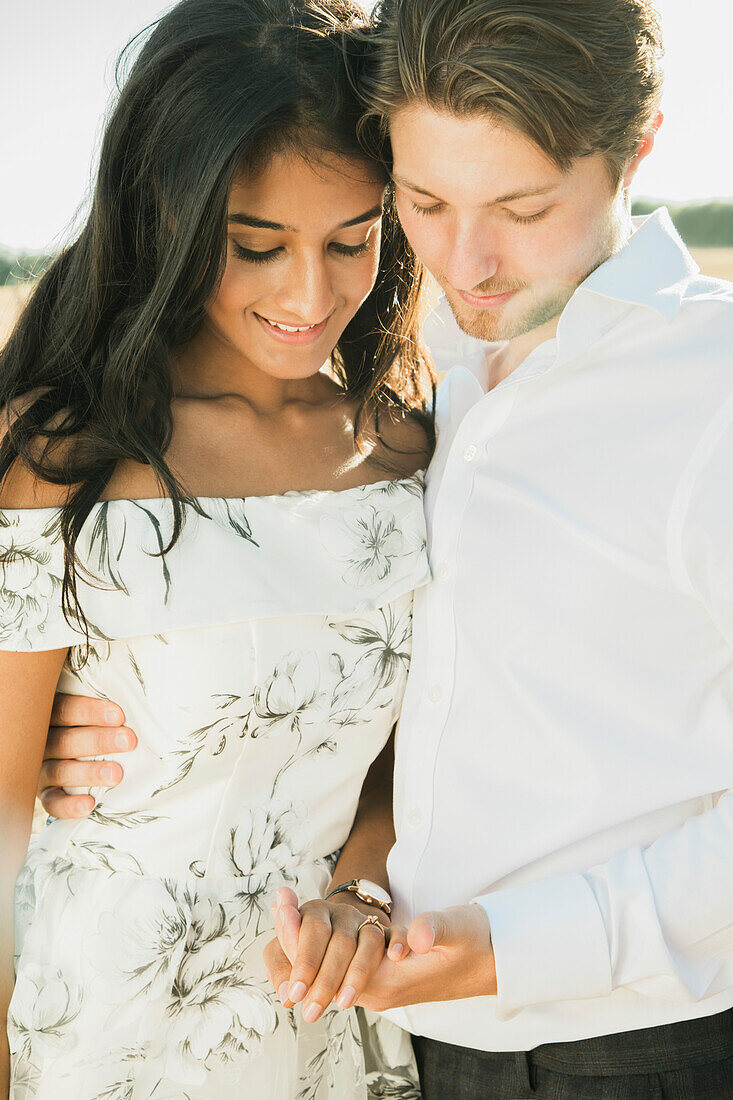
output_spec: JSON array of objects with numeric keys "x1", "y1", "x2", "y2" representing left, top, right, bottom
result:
[{"x1": 357, "y1": 915, "x2": 386, "y2": 938}]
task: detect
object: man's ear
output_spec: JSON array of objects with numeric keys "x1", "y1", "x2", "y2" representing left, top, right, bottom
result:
[{"x1": 622, "y1": 111, "x2": 663, "y2": 189}]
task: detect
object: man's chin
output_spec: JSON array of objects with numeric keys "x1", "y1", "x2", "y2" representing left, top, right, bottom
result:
[{"x1": 445, "y1": 287, "x2": 570, "y2": 343}]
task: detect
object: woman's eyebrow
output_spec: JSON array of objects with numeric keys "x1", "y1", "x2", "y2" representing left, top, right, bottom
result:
[
  {"x1": 227, "y1": 213, "x2": 295, "y2": 231},
  {"x1": 339, "y1": 205, "x2": 383, "y2": 229},
  {"x1": 227, "y1": 205, "x2": 382, "y2": 232}
]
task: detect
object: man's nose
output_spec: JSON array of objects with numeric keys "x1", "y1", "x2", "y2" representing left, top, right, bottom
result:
[
  {"x1": 278, "y1": 252, "x2": 337, "y2": 323},
  {"x1": 443, "y1": 225, "x2": 500, "y2": 292}
]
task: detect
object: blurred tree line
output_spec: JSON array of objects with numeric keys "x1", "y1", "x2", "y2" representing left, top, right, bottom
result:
[
  {"x1": 632, "y1": 200, "x2": 733, "y2": 247},
  {"x1": 2, "y1": 201, "x2": 732, "y2": 284},
  {"x1": 0, "y1": 248, "x2": 53, "y2": 285}
]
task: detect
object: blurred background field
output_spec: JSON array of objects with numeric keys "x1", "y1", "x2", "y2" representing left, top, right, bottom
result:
[{"x1": 2, "y1": 0, "x2": 731, "y2": 350}]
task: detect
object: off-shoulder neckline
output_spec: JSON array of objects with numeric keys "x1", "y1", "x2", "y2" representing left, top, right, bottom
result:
[{"x1": 0, "y1": 470, "x2": 425, "y2": 515}]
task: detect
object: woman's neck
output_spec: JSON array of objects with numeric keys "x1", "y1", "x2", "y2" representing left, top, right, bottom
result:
[{"x1": 172, "y1": 324, "x2": 335, "y2": 416}]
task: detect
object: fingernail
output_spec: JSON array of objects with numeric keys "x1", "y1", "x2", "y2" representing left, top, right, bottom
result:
[
  {"x1": 77, "y1": 798, "x2": 94, "y2": 815},
  {"x1": 389, "y1": 943, "x2": 404, "y2": 960},
  {"x1": 115, "y1": 731, "x2": 131, "y2": 750},
  {"x1": 336, "y1": 985, "x2": 356, "y2": 1009},
  {"x1": 302, "y1": 1002, "x2": 322, "y2": 1023},
  {"x1": 289, "y1": 981, "x2": 306, "y2": 1004},
  {"x1": 278, "y1": 982, "x2": 290, "y2": 1004},
  {"x1": 101, "y1": 764, "x2": 118, "y2": 784}
]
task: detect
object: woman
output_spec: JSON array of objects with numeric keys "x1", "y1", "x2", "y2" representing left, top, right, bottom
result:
[{"x1": 0, "y1": 0, "x2": 432, "y2": 1095}]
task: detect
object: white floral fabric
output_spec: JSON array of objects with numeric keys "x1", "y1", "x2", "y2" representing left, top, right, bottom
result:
[{"x1": 1, "y1": 476, "x2": 429, "y2": 1100}]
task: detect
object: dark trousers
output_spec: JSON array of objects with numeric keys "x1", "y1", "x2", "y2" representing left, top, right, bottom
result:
[{"x1": 413, "y1": 1009, "x2": 733, "y2": 1099}]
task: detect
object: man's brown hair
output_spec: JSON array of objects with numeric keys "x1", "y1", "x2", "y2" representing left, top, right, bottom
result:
[{"x1": 359, "y1": 0, "x2": 664, "y2": 184}]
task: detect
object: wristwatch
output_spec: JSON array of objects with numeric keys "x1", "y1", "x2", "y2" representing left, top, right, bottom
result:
[{"x1": 325, "y1": 878, "x2": 393, "y2": 917}]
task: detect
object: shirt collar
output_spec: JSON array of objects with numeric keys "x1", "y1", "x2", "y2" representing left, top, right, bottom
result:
[
  {"x1": 574, "y1": 206, "x2": 699, "y2": 323},
  {"x1": 423, "y1": 206, "x2": 699, "y2": 380}
]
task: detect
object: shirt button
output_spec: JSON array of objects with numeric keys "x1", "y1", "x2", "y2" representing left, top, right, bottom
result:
[
  {"x1": 463, "y1": 444, "x2": 478, "y2": 462},
  {"x1": 435, "y1": 561, "x2": 450, "y2": 580},
  {"x1": 428, "y1": 685, "x2": 443, "y2": 703},
  {"x1": 407, "y1": 809, "x2": 423, "y2": 828}
]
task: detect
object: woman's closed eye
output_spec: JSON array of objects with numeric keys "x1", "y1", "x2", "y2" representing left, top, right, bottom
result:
[
  {"x1": 330, "y1": 239, "x2": 371, "y2": 258},
  {"x1": 232, "y1": 238, "x2": 372, "y2": 264},
  {"x1": 232, "y1": 241, "x2": 282, "y2": 265}
]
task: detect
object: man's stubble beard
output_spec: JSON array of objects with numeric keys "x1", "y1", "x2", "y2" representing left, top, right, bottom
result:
[{"x1": 441, "y1": 202, "x2": 631, "y2": 343}]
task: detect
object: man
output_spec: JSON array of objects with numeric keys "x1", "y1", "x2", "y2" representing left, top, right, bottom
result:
[{"x1": 37, "y1": 0, "x2": 733, "y2": 1095}]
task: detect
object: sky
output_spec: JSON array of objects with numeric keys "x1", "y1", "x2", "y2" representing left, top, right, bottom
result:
[{"x1": 1, "y1": 0, "x2": 731, "y2": 252}]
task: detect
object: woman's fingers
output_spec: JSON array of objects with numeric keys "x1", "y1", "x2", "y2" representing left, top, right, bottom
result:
[
  {"x1": 44, "y1": 725, "x2": 137, "y2": 761},
  {"x1": 50, "y1": 693, "x2": 126, "y2": 729},
  {"x1": 281, "y1": 902, "x2": 333, "y2": 1008},
  {"x1": 304, "y1": 918, "x2": 387, "y2": 1019},
  {"x1": 37, "y1": 787, "x2": 95, "y2": 820}
]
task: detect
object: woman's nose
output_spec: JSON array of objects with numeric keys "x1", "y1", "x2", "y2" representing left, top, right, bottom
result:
[{"x1": 277, "y1": 252, "x2": 337, "y2": 323}]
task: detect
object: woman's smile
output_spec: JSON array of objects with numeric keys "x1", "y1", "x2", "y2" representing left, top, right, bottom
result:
[{"x1": 254, "y1": 311, "x2": 332, "y2": 345}]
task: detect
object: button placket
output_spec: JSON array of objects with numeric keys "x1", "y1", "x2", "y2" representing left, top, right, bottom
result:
[{"x1": 405, "y1": 389, "x2": 517, "y2": 909}]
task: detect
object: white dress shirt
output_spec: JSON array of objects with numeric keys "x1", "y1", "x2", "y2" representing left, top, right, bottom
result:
[{"x1": 386, "y1": 208, "x2": 733, "y2": 1051}]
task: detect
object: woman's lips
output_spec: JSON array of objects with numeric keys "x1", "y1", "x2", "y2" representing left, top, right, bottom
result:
[
  {"x1": 255, "y1": 312, "x2": 330, "y2": 345},
  {"x1": 457, "y1": 288, "x2": 517, "y2": 310}
]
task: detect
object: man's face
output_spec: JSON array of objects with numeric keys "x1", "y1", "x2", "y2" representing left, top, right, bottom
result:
[{"x1": 390, "y1": 104, "x2": 630, "y2": 342}]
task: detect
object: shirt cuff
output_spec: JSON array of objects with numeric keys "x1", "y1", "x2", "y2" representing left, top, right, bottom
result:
[{"x1": 473, "y1": 872, "x2": 613, "y2": 1019}]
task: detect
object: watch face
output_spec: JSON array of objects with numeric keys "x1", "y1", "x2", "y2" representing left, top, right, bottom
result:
[{"x1": 357, "y1": 880, "x2": 391, "y2": 906}]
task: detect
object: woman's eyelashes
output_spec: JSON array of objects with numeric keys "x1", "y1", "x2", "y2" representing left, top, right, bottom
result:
[
  {"x1": 231, "y1": 238, "x2": 372, "y2": 265},
  {"x1": 330, "y1": 240, "x2": 371, "y2": 257},
  {"x1": 232, "y1": 242, "x2": 281, "y2": 264}
]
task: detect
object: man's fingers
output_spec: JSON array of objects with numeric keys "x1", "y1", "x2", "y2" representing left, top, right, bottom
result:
[
  {"x1": 407, "y1": 905, "x2": 489, "y2": 955},
  {"x1": 407, "y1": 910, "x2": 450, "y2": 954},
  {"x1": 263, "y1": 937, "x2": 294, "y2": 1006},
  {"x1": 38, "y1": 787, "x2": 95, "y2": 820},
  {"x1": 276, "y1": 886, "x2": 299, "y2": 909},
  {"x1": 38, "y1": 758, "x2": 123, "y2": 793},
  {"x1": 50, "y1": 693, "x2": 126, "y2": 729},
  {"x1": 386, "y1": 924, "x2": 411, "y2": 962},
  {"x1": 44, "y1": 725, "x2": 137, "y2": 761},
  {"x1": 273, "y1": 898, "x2": 301, "y2": 963}
]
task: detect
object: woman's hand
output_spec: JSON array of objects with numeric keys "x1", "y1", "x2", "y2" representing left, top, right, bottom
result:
[
  {"x1": 37, "y1": 693, "x2": 137, "y2": 819},
  {"x1": 265, "y1": 887, "x2": 410, "y2": 1023}
]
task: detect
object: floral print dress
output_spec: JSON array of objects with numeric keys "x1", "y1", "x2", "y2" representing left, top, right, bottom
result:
[{"x1": 0, "y1": 475, "x2": 429, "y2": 1100}]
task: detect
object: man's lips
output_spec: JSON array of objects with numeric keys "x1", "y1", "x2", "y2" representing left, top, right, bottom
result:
[
  {"x1": 255, "y1": 312, "x2": 330, "y2": 345},
  {"x1": 456, "y1": 288, "x2": 518, "y2": 310}
]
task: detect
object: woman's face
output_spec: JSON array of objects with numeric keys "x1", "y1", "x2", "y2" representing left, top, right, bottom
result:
[{"x1": 205, "y1": 149, "x2": 385, "y2": 380}]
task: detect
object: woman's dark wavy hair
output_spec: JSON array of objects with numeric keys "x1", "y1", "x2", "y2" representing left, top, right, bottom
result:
[{"x1": 0, "y1": 0, "x2": 432, "y2": 635}]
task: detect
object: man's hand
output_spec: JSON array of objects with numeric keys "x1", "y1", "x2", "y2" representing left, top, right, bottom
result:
[
  {"x1": 37, "y1": 693, "x2": 137, "y2": 819},
  {"x1": 356, "y1": 903, "x2": 496, "y2": 1011}
]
